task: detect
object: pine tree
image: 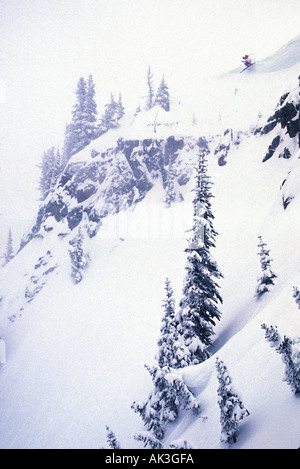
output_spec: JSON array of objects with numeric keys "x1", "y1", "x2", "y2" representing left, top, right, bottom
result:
[
  {"x1": 117, "y1": 92, "x2": 125, "y2": 120},
  {"x1": 157, "y1": 279, "x2": 189, "y2": 369},
  {"x1": 105, "y1": 425, "x2": 121, "y2": 449},
  {"x1": 157, "y1": 278, "x2": 176, "y2": 368},
  {"x1": 146, "y1": 66, "x2": 155, "y2": 110},
  {"x1": 63, "y1": 77, "x2": 91, "y2": 163},
  {"x1": 261, "y1": 324, "x2": 300, "y2": 394},
  {"x1": 39, "y1": 146, "x2": 62, "y2": 200},
  {"x1": 85, "y1": 74, "x2": 98, "y2": 140},
  {"x1": 99, "y1": 93, "x2": 121, "y2": 133},
  {"x1": 256, "y1": 235, "x2": 277, "y2": 297},
  {"x1": 155, "y1": 75, "x2": 170, "y2": 111},
  {"x1": 164, "y1": 161, "x2": 176, "y2": 207},
  {"x1": 178, "y1": 150, "x2": 223, "y2": 366},
  {"x1": 69, "y1": 229, "x2": 89, "y2": 284},
  {"x1": 2, "y1": 228, "x2": 14, "y2": 266},
  {"x1": 293, "y1": 286, "x2": 300, "y2": 309},
  {"x1": 132, "y1": 363, "x2": 200, "y2": 443},
  {"x1": 216, "y1": 358, "x2": 249, "y2": 445},
  {"x1": 134, "y1": 432, "x2": 163, "y2": 449}
]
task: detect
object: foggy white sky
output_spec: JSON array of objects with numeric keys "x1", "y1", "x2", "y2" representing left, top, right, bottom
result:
[{"x1": 1, "y1": 0, "x2": 300, "y2": 245}]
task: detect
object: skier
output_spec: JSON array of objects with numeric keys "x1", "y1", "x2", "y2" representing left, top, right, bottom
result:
[{"x1": 242, "y1": 55, "x2": 252, "y2": 67}]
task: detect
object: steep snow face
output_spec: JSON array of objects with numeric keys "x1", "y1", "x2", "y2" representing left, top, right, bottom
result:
[
  {"x1": 1, "y1": 38, "x2": 300, "y2": 449},
  {"x1": 256, "y1": 34, "x2": 300, "y2": 72}
]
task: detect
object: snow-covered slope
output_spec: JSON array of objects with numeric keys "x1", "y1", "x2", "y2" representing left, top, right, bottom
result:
[
  {"x1": 256, "y1": 34, "x2": 300, "y2": 72},
  {"x1": 0, "y1": 37, "x2": 300, "y2": 449}
]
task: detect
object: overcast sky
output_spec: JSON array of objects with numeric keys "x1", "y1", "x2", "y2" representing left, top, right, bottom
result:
[{"x1": 1, "y1": 0, "x2": 300, "y2": 244}]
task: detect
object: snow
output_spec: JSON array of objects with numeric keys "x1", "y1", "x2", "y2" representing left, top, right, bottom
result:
[
  {"x1": 0, "y1": 35, "x2": 300, "y2": 449},
  {"x1": 0, "y1": 339, "x2": 6, "y2": 364}
]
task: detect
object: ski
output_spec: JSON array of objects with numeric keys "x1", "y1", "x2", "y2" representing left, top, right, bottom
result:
[{"x1": 240, "y1": 62, "x2": 255, "y2": 73}]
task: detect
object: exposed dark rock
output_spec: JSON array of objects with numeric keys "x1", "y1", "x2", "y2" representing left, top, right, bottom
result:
[
  {"x1": 277, "y1": 102, "x2": 297, "y2": 128},
  {"x1": 262, "y1": 135, "x2": 281, "y2": 162},
  {"x1": 58, "y1": 162, "x2": 82, "y2": 188},
  {"x1": 261, "y1": 120, "x2": 277, "y2": 135},
  {"x1": 123, "y1": 140, "x2": 140, "y2": 159},
  {"x1": 218, "y1": 156, "x2": 227, "y2": 166},
  {"x1": 197, "y1": 136, "x2": 209, "y2": 151},
  {"x1": 28, "y1": 136, "x2": 199, "y2": 241},
  {"x1": 287, "y1": 118, "x2": 300, "y2": 138},
  {"x1": 45, "y1": 196, "x2": 68, "y2": 222},
  {"x1": 142, "y1": 140, "x2": 165, "y2": 174},
  {"x1": 32, "y1": 206, "x2": 46, "y2": 234},
  {"x1": 165, "y1": 136, "x2": 184, "y2": 164},
  {"x1": 177, "y1": 173, "x2": 190, "y2": 186},
  {"x1": 74, "y1": 163, "x2": 99, "y2": 184},
  {"x1": 279, "y1": 147, "x2": 292, "y2": 159},
  {"x1": 91, "y1": 149, "x2": 100, "y2": 158},
  {"x1": 67, "y1": 207, "x2": 83, "y2": 230},
  {"x1": 279, "y1": 92, "x2": 290, "y2": 106},
  {"x1": 282, "y1": 196, "x2": 294, "y2": 210},
  {"x1": 76, "y1": 183, "x2": 97, "y2": 203},
  {"x1": 135, "y1": 173, "x2": 153, "y2": 194}
]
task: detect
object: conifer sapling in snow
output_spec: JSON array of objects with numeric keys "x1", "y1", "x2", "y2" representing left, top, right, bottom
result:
[
  {"x1": 117, "y1": 92, "x2": 125, "y2": 120},
  {"x1": 85, "y1": 74, "x2": 98, "y2": 140},
  {"x1": 261, "y1": 324, "x2": 300, "y2": 394},
  {"x1": 256, "y1": 235, "x2": 277, "y2": 297},
  {"x1": 105, "y1": 425, "x2": 121, "y2": 449},
  {"x1": 216, "y1": 357, "x2": 249, "y2": 445},
  {"x1": 98, "y1": 92, "x2": 125, "y2": 133},
  {"x1": 146, "y1": 66, "x2": 155, "y2": 110},
  {"x1": 68, "y1": 229, "x2": 89, "y2": 284},
  {"x1": 155, "y1": 75, "x2": 170, "y2": 111},
  {"x1": 132, "y1": 363, "x2": 200, "y2": 445},
  {"x1": 38, "y1": 146, "x2": 62, "y2": 200},
  {"x1": 134, "y1": 432, "x2": 162, "y2": 449},
  {"x1": 157, "y1": 278, "x2": 177, "y2": 368},
  {"x1": 178, "y1": 149, "x2": 223, "y2": 366},
  {"x1": 157, "y1": 278, "x2": 191, "y2": 369},
  {"x1": 164, "y1": 161, "x2": 176, "y2": 207}
]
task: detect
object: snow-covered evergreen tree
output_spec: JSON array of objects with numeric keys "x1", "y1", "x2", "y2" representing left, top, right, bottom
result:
[
  {"x1": 157, "y1": 279, "x2": 189, "y2": 369},
  {"x1": 293, "y1": 286, "x2": 300, "y2": 309},
  {"x1": 117, "y1": 92, "x2": 125, "y2": 120},
  {"x1": 134, "y1": 432, "x2": 163, "y2": 449},
  {"x1": 85, "y1": 74, "x2": 98, "y2": 140},
  {"x1": 157, "y1": 278, "x2": 177, "y2": 368},
  {"x1": 164, "y1": 162, "x2": 176, "y2": 207},
  {"x1": 256, "y1": 235, "x2": 277, "y2": 297},
  {"x1": 68, "y1": 229, "x2": 89, "y2": 284},
  {"x1": 261, "y1": 324, "x2": 300, "y2": 394},
  {"x1": 104, "y1": 93, "x2": 119, "y2": 129},
  {"x1": 2, "y1": 228, "x2": 14, "y2": 266},
  {"x1": 105, "y1": 425, "x2": 121, "y2": 449},
  {"x1": 178, "y1": 150, "x2": 223, "y2": 365},
  {"x1": 63, "y1": 77, "x2": 90, "y2": 162},
  {"x1": 132, "y1": 363, "x2": 200, "y2": 444},
  {"x1": 98, "y1": 92, "x2": 124, "y2": 133},
  {"x1": 38, "y1": 146, "x2": 62, "y2": 200},
  {"x1": 155, "y1": 75, "x2": 170, "y2": 111},
  {"x1": 146, "y1": 66, "x2": 155, "y2": 110},
  {"x1": 216, "y1": 357, "x2": 249, "y2": 445},
  {"x1": 63, "y1": 75, "x2": 100, "y2": 163}
]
